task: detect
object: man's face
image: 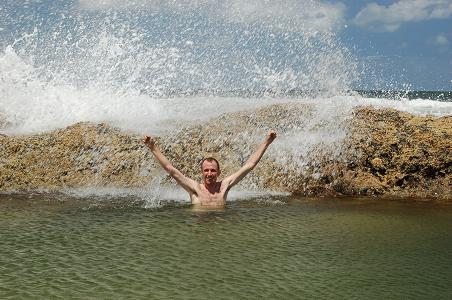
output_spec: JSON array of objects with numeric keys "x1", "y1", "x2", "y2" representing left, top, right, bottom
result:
[{"x1": 201, "y1": 160, "x2": 220, "y2": 185}]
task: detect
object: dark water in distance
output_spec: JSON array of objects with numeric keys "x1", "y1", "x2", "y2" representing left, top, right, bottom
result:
[
  {"x1": 1, "y1": 194, "x2": 452, "y2": 300},
  {"x1": 354, "y1": 90, "x2": 452, "y2": 101},
  {"x1": 138, "y1": 89, "x2": 452, "y2": 101}
]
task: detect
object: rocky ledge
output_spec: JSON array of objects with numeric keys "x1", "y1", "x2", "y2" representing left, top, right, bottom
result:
[{"x1": 0, "y1": 103, "x2": 450, "y2": 201}]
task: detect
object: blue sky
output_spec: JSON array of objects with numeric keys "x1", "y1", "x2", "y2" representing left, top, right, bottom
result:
[
  {"x1": 339, "y1": 0, "x2": 451, "y2": 90},
  {"x1": 1, "y1": 0, "x2": 451, "y2": 91}
]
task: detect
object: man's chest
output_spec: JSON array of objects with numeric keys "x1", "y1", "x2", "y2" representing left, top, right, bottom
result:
[
  {"x1": 194, "y1": 185, "x2": 227, "y2": 204},
  {"x1": 198, "y1": 190, "x2": 225, "y2": 204}
]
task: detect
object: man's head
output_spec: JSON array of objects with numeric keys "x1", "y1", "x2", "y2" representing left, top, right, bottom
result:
[{"x1": 200, "y1": 157, "x2": 220, "y2": 186}]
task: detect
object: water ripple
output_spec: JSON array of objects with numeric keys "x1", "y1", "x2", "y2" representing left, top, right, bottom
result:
[{"x1": 1, "y1": 195, "x2": 452, "y2": 299}]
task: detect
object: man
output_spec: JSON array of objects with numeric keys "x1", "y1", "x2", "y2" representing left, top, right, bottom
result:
[{"x1": 143, "y1": 130, "x2": 277, "y2": 208}]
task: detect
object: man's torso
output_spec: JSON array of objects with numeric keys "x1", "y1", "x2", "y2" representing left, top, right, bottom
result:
[{"x1": 190, "y1": 181, "x2": 229, "y2": 207}]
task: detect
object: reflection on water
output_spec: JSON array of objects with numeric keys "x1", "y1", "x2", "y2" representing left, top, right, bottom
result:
[{"x1": 1, "y1": 194, "x2": 452, "y2": 299}]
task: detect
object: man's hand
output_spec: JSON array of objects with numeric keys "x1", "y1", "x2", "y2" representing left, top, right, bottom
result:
[
  {"x1": 143, "y1": 135, "x2": 156, "y2": 148},
  {"x1": 267, "y1": 130, "x2": 277, "y2": 143}
]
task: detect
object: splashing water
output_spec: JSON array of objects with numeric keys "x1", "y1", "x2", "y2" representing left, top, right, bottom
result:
[{"x1": 0, "y1": 0, "x2": 362, "y2": 133}]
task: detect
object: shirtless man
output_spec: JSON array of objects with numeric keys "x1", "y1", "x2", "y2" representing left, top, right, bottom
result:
[{"x1": 143, "y1": 130, "x2": 276, "y2": 208}]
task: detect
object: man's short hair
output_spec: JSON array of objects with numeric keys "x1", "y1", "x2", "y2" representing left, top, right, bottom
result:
[{"x1": 200, "y1": 157, "x2": 220, "y2": 172}]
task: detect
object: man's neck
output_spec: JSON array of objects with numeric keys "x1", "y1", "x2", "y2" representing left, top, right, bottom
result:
[{"x1": 204, "y1": 181, "x2": 220, "y2": 193}]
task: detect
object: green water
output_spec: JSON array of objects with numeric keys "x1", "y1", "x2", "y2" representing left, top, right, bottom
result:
[{"x1": 1, "y1": 195, "x2": 451, "y2": 300}]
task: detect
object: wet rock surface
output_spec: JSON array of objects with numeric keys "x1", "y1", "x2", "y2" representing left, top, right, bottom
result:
[
  {"x1": 338, "y1": 107, "x2": 451, "y2": 199},
  {"x1": 0, "y1": 123, "x2": 158, "y2": 190},
  {"x1": 1, "y1": 103, "x2": 450, "y2": 201}
]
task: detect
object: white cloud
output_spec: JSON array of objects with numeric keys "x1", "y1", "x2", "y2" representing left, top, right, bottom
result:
[
  {"x1": 223, "y1": 0, "x2": 346, "y2": 33},
  {"x1": 77, "y1": 0, "x2": 347, "y2": 33},
  {"x1": 352, "y1": 0, "x2": 452, "y2": 32},
  {"x1": 434, "y1": 33, "x2": 449, "y2": 45}
]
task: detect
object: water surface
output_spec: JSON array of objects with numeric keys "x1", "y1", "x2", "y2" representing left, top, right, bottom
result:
[{"x1": 1, "y1": 194, "x2": 451, "y2": 299}]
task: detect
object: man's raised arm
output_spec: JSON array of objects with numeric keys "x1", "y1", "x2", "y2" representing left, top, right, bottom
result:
[
  {"x1": 143, "y1": 136, "x2": 198, "y2": 193},
  {"x1": 223, "y1": 130, "x2": 276, "y2": 189}
]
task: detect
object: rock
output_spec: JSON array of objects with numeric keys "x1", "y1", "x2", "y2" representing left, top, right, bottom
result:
[
  {"x1": 0, "y1": 122, "x2": 158, "y2": 190},
  {"x1": 0, "y1": 104, "x2": 450, "y2": 201},
  {"x1": 370, "y1": 157, "x2": 385, "y2": 170}
]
